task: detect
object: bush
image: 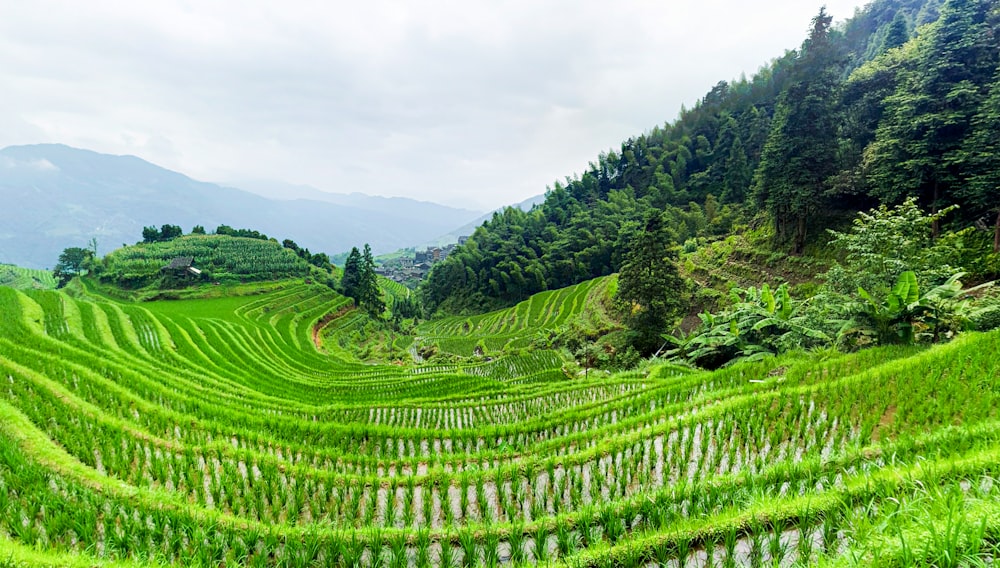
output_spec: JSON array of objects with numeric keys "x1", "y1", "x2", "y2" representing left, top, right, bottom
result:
[{"x1": 825, "y1": 198, "x2": 964, "y2": 296}]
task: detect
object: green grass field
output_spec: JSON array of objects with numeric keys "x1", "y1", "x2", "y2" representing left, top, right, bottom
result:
[{"x1": 0, "y1": 276, "x2": 999, "y2": 567}]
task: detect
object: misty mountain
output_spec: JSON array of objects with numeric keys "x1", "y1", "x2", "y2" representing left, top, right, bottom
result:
[
  {"x1": 230, "y1": 179, "x2": 487, "y2": 221},
  {"x1": 0, "y1": 144, "x2": 484, "y2": 269},
  {"x1": 421, "y1": 193, "x2": 547, "y2": 248}
]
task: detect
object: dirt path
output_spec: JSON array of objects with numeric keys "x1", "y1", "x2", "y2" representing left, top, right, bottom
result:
[{"x1": 312, "y1": 306, "x2": 352, "y2": 350}]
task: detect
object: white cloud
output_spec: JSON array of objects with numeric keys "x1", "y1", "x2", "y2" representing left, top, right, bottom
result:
[{"x1": 0, "y1": 0, "x2": 865, "y2": 210}]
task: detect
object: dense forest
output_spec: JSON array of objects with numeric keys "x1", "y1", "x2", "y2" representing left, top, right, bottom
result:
[{"x1": 422, "y1": 0, "x2": 999, "y2": 315}]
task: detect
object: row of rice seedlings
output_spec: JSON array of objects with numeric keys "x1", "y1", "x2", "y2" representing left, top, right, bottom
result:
[
  {"x1": 3, "y1": 360, "x2": 996, "y2": 564},
  {"x1": 0, "y1": 346, "x2": 860, "y2": 532}
]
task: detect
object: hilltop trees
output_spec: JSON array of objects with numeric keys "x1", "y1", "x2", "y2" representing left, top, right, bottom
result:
[
  {"x1": 282, "y1": 238, "x2": 332, "y2": 269},
  {"x1": 140, "y1": 224, "x2": 189, "y2": 243},
  {"x1": 141, "y1": 224, "x2": 183, "y2": 243},
  {"x1": 214, "y1": 225, "x2": 269, "y2": 240}
]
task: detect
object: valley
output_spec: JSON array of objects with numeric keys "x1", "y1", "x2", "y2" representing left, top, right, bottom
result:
[{"x1": 2, "y1": 0, "x2": 1000, "y2": 564}]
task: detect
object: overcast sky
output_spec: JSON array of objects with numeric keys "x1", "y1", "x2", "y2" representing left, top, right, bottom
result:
[{"x1": 1, "y1": 1, "x2": 865, "y2": 211}]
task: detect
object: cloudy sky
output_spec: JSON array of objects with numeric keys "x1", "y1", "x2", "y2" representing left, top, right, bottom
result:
[{"x1": 1, "y1": 1, "x2": 865, "y2": 211}]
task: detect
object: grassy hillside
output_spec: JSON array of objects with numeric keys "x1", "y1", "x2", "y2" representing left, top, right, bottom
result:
[
  {"x1": 1, "y1": 278, "x2": 999, "y2": 566},
  {"x1": 0, "y1": 263, "x2": 55, "y2": 290},
  {"x1": 97, "y1": 234, "x2": 312, "y2": 289}
]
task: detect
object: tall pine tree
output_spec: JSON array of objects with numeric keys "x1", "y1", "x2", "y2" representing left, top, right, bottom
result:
[
  {"x1": 340, "y1": 247, "x2": 362, "y2": 303},
  {"x1": 753, "y1": 8, "x2": 843, "y2": 253},
  {"x1": 359, "y1": 244, "x2": 386, "y2": 317},
  {"x1": 613, "y1": 211, "x2": 688, "y2": 355}
]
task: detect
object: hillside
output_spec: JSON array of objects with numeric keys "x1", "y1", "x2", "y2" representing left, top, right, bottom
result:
[
  {"x1": 0, "y1": 263, "x2": 55, "y2": 290},
  {"x1": 0, "y1": 144, "x2": 483, "y2": 270},
  {"x1": 415, "y1": 276, "x2": 620, "y2": 360},
  {"x1": 1, "y1": 281, "x2": 1000, "y2": 566},
  {"x1": 422, "y1": 0, "x2": 1000, "y2": 315},
  {"x1": 4, "y1": 0, "x2": 1000, "y2": 564},
  {"x1": 96, "y1": 234, "x2": 313, "y2": 289}
]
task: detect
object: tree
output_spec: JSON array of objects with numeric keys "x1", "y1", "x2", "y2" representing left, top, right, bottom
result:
[
  {"x1": 53, "y1": 247, "x2": 93, "y2": 288},
  {"x1": 392, "y1": 294, "x2": 420, "y2": 322},
  {"x1": 752, "y1": 8, "x2": 843, "y2": 253},
  {"x1": 881, "y1": 11, "x2": 910, "y2": 53},
  {"x1": 824, "y1": 198, "x2": 963, "y2": 296},
  {"x1": 141, "y1": 226, "x2": 160, "y2": 243},
  {"x1": 309, "y1": 252, "x2": 331, "y2": 269},
  {"x1": 963, "y1": 64, "x2": 1000, "y2": 251},
  {"x1": 159, "y1": 224, "x2": 183, "y2": 241},
  {"x1": 191, "y1": 225, "x2": 206, "y2": 235},
  {"x1": 282, "y1": 239, "x2": 301, "y2": 254},
  {"x1": 613, "y1": 211, "x2": 688, "y2": 355},
  {"x1": 359, "y1": 244, "x2": 385, "y2": 316},
  {"x1": 721, "y1": 134, "x2": 752, "y2": 204},
  {"x1": 340, "y1": 247, "x2": 362, "y2": 303},
  {"x1": 864, "y1": 0, "x2": 998, "y2": 232}
]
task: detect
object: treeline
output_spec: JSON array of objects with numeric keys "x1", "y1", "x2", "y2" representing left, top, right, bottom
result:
[{"x1": 422, "y1": 0, "x2": 999, "y2": 315}]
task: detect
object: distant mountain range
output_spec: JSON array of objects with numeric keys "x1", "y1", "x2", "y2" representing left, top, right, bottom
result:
[
  {"x1": 426, "y1": 194, "x2": 546, "y2": 248},
  {"x1": 0, "y1": 144, "x2": 486, "y2": 269},
  {"x1": 234, "y1": 179, "x2": 547, "y2": 250}
]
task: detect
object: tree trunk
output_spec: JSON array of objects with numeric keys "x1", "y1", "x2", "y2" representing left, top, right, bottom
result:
[
  {"x1": 994, "y1": 208, "x2": 1000, "y2": 253},
  {"x1": 794, "y1": 215, "x2": 807, "y2": 255},
  {"x1": 931, "y1": 183, "x2": 940, "y2": 239}
]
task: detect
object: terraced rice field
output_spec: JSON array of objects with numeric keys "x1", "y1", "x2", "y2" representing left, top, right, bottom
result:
[
  {"x1": 1, "y1": 279, "x2": 999, "y2": 566},
  {"x1": 416, "y1": 277, "x2": 614, "y2": 356},
  {"x1": 0, "y1": 264, "x2": 55, "y2": 290}
]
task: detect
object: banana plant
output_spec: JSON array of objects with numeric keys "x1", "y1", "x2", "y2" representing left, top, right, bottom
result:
[
  {"x1": 854, "y1": 270, "x2": 922, "y2": 344},
  {"x1": 664, "y1": 282, "x2": 833, "y2": 368},
  {"x1": 848, "y1": 271, "x2": 993, "y2": 344}
]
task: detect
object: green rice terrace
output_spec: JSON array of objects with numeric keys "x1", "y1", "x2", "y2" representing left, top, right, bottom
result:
[
  {"x1": 414, "y1": 277, "x2": 616, "y2": 359},
  {"x1": 0, "y1": 265, "x2": 56, "y2": 291},
  {"x1": 1, "y1": 274, "x2": 1000, "y2": 567}
]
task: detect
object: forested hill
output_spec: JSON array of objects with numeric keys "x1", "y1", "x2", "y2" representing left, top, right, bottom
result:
[{"x1": 422, "y1": 0, "x2": 1000, "y2": 315}]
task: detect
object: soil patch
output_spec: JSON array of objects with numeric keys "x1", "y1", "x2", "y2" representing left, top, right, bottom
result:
[{"x1": 312, "y1": 305, "x2": 353, "y2": 350}]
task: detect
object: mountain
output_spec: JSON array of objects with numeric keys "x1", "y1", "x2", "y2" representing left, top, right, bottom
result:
[
  {"x1": 422, "y1": 193, "x2": 547, "y2": 248},
  {"x1": 228, "y1": 179, "x2": 486, "y2": 222},
  {"x1": 0, "y1": 144, "x2": 483, "y2": 269}
]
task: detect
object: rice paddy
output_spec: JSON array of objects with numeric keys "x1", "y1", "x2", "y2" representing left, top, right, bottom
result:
[
  {"x1": 0, "y1": 278, "x2": 998, "y2": 566},
  {"x1": 0, "y1": 264, "x2": 55, "y2": 291}
]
